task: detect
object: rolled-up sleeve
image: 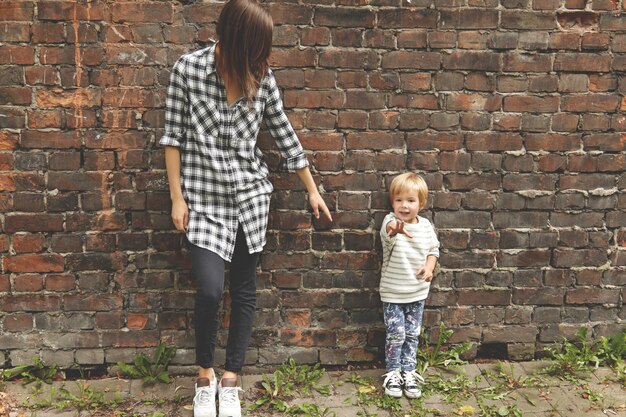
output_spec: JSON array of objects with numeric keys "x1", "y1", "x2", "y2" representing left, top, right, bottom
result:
[
  {"x1": 428, "y1": 227, "x2": 440, "y2": 258},
  {"x1": 159, "y1": 58, "x2": 188, "y2": 148},
  {"x1": 380, "y1": 214, "x2": 398, "y2": 249},
  {"x1": 264, "y1": 71, "x2": 308, "y2": 171}
]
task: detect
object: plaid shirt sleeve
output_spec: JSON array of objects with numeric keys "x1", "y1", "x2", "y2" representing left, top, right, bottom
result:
[
  {"x1": 160, "y1": 57, "x2": 188, "y2": 148},
  {"x1": 264, "y1": 71, "x2": 309, "y2": 171}
]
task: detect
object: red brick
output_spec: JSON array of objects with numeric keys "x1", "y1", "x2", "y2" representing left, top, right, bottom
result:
[
  {"x1": 280, "y1": 329, "x2": 336, "y2": 347},
  {"x1": 561, "y1": 95, "x2": 620, "y2": 112},
  {"x1": 446, "y1": 93, "x2": 501, "y2": 111},
  {"x1": 314, "y1": 7, "x2": 375, "y2": 27},
  {"x1": 584, "y1": 133, "x2": 626, "y2": 152},
  {"x1": 283, "y1": 90, "x2": 344, "y2": 108},
  {"x1": 397, "y1": 30, "x2": 428, "y2": 48},
  {"x1": 3, "y1": 313, "x2": 33, "y2": 331},
  {"x1": 331, "y1": 28, "x2": 362, "y2": 47},
  {"x1": 407, "y1": 132, "x2": 463, "y2": 150},
  {"x1": 525, "y1": 134, "x2": 581, "y2": 151},
  {"x1": 458, "y1": 289, "x2": 511, "y2": 305},
  {"x1": 13, "y1": 234, "x2": 45, "y2": 253},
  {"x1": 45, "y1": 274, "x2": 75, "y2": 292},
  {"x1": 466, "y1": 132, "x2": 523, "y2": 151},
  {"x1": 0, "y1": 23, "x2": 29, "y2": 42},
  {"x1": 32, "y1": 22, "x2": 65, "y2": 43},
  {"x1": 346, "y1": 132, "x2": 404, "y2": 150},
  {"x1": 440, "y1": 9, "x2": 498, "y2": 29},
  {"x1": 110, "y1": 2, "x2": 172, "y2": 23},
  {"x1": 27, "y1": 110, "x2": 63, "y2": 128},
  {"x1": 382, "y1": 51, "x2": 440, "y2": 69},
  {"x1": 501, "y1": 11, "x2": 558, "y2": 30},
  {"x1": 39, "y1": 46, "x2": 104, "y2": 66},
  {"x1": 102, "y1": 88, "x2": 164, "y2": 108},
  {"x1": 21, "y1": 130, "x2": 81, "y2": 149},
  {"x1": 38, "y1": 1, "x2": 108, "y2": 20},
  {"x1": 554, "y1": 53, "x2": 611, "y2": 72},
  {"x1": 503, "y1": 96, "x2": 559, "y2": 112},
  {"x1": 303, "y1": 69, "x2": 335, "y2": 89},
  {"x1": 271, "y1": 48, "x2": 317, "y2": 68},
  {"x1": 379, "y1": 8, "x2": 438, "y2": 28},
  {"x1": 0, "y1": 173, "x2": 44, "y2": 192},
  {"x1": 504, "y1": 53, "x2": 552, "y2": 72},
  {"x1": 0, "y1": 2, "x2": 34, "y2": 21},
  {"x1": 428, "y1": 31, "x2": 458, "y2": 49},
  {"x1": 25, "y1": 67, "x2": 59, "y2": 86},
  {"x1": 105, "y1": 46, "x2": 166, "y2": 66},
  {"x1": 364, "y1": 29, "x2": 395, "y2": 49},
  {"x1": 0, "y1": 87, "x2": 31, "y2": 105},
  {"x1": 14, "y1": 274, "x2": 44, "y2": 292},
  {"x1": 4, "y1": 254, "x2": 64, "y2": 273},
  {"x1": 444, "y1": 51, "x2": 500, "y2": 71},
  {"x1": 566, "y1": 288, "x2": 620, "y2": 305},
  {"x1": 369, "y1": 111, "x2": 400, "y2": 129},
  {"x1": 37, "y1": 88, "x2": 101, "y2": 108},
  {"x1": 319, "y1": 50, "x2": 377, "y2": 69}
]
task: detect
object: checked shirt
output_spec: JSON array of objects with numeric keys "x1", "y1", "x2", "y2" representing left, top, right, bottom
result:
[{"x1": 160, "y1": 43, "x2": 309, "y2": 261}]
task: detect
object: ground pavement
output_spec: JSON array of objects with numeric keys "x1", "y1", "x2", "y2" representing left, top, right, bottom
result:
[{"x1": 2, "y1": 361, "x2": 625, "y2": 417}]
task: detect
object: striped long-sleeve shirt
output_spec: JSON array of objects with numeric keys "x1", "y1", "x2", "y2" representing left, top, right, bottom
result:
[{"x1": 380, "y1": 212, "x2": 440, "y2": 304}]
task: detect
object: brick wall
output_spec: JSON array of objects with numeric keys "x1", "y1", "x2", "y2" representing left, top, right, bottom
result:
[{"x1": 0, "y1": 0, "x2": 624, "y2": 369}]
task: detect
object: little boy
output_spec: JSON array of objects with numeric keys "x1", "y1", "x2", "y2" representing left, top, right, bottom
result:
[{"x1": 379, "y1": 173, "x2": 440, "y2": 398}]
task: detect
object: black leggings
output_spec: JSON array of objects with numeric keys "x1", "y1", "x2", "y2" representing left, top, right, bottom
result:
[{"x1": 190, "y1": 227, "x2": 259, "y2": 372}]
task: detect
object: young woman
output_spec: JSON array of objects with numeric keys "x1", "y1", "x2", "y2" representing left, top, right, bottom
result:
[{"x1": 160, "y1": 1, "x2": 332, "y2": 416}]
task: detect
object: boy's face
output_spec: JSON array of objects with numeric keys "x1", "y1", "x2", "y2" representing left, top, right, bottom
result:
[{"x1": 392, "y1": 189, "x2": 420, "y2": 224}]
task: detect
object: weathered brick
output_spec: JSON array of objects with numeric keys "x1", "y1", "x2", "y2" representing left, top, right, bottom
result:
[
  {"x1": 382, "y1": 51, "x2": 440, "y2": 69},
  {"x1": 315, "y1": 7, "x2": 375, "y2": 27},
  {"x1": 444, "y1": 51, "x2": 500, "y2": 71},
  {"x1": 503, "y1": 96, "x2": 559, "y2": 112},
  {"x1": 502, "y1": 11, "x2": 557, "y2": 30},
  {"x1": 440, "y1": 9, "x2": 498, "y2": 29},
  {"x1": 378, "y1": 9, "x2": 437, "y2": 28},
  {"x1": 554, "y1": 54, "x2": 611, "y2": 72}
]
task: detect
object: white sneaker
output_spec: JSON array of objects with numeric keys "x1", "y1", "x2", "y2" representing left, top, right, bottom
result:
[
  {"x1": 193, "y1": 376, "x2": 217, "y2": 417},
  {"x1": 382, "y1": 370, "x2": 403, "y2": 398},
  {"x1": 218, "y1": 378, "x2": 242, "y2": 417},
  {"x1": 402, "y1": 370, "x2": 424, "y2": 399}
]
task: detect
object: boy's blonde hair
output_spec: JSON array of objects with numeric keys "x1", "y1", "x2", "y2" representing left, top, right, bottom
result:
[{"x1": 389, "y1": 173, "x2": 428, "y2": 209}]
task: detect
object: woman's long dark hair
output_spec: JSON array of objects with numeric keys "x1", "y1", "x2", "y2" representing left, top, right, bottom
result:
[{"x1": 216, "y1": 0, "x2": 273, "y2": 101}]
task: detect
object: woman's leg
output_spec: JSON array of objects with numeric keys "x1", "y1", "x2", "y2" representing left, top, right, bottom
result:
[
  {"x1": 190, "y1": 242, "x2": 226, "y2": 379},
  {"x1": 223, "y1": 226, "x2": 259, "y2": 375},
  {"x1": 400, "y1": 300, "x2": 424, "y2": 372}
]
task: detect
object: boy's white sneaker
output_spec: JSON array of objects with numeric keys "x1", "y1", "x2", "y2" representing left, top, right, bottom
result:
[
  {"x1": 193, "y1": 376, "x2": 217, "y2": 417},
  {"x1": 218, "y1": 378, "x2": 243, "y2": 417},
  {"x1": 402, "y1": 370, "x2": 424, "y2": 399},
  {"x1": 382, "y1": 369, "x2": 403, "y2": 398}
]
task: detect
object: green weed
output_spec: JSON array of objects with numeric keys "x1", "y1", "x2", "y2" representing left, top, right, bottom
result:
[
  {"x1": 416, "y1": 322, "x2": 472, "y2": 374},
  {"x1": 543, "y1": 327, "x2": 626, "y2": 382},
  {"x1": 1, "y1": 357, "x2": 58, "y2": 387},
  {"x1": 117, "y1": 342, "x2": 176, "y2": 384},
  {"x1": 249, "y1": 359, "x2": 331, "y2": 414},
  {"x1": 28, "y1": 380, "x2": 123, "y2": 411}
]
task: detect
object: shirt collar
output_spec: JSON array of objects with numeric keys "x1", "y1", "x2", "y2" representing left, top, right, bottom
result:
[{"x1": 204, "y1": 42, "x2": 218, "y2": 76}]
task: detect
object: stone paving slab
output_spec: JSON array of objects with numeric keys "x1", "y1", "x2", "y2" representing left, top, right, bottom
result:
[{"x1": 3, "y1": 361, "x2": 625, "y2": 417}]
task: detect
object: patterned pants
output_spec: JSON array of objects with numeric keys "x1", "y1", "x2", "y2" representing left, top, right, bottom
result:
[{"x1": 383, "y1": 301, "x2": 425, "y2": 372}]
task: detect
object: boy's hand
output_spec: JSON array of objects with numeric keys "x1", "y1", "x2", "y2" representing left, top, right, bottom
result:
[
  {"x1": 416, "y1": 265, "x2": 433, "y2": 282},
  {"x1": 386, "y1": 220, "x2": 413, "y2": 238}
]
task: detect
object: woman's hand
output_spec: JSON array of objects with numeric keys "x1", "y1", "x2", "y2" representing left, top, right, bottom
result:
[
  {"x1": 171, "y1": 198, "x2": 189, "y2": 232},
  {"x1": 386, "y1": 220, "x2": 414, "y2": 238},
  {"x1": 309, "y1": 192, "x2": 332, "y2": 222}
]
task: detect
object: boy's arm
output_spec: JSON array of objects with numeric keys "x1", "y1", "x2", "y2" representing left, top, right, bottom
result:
[
  {"x1": 380, "y1": 215, "x2": 397, "y2": 247},
  {"x1": 417, "y1": 255, "x2": 438, "y2": 282}
]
